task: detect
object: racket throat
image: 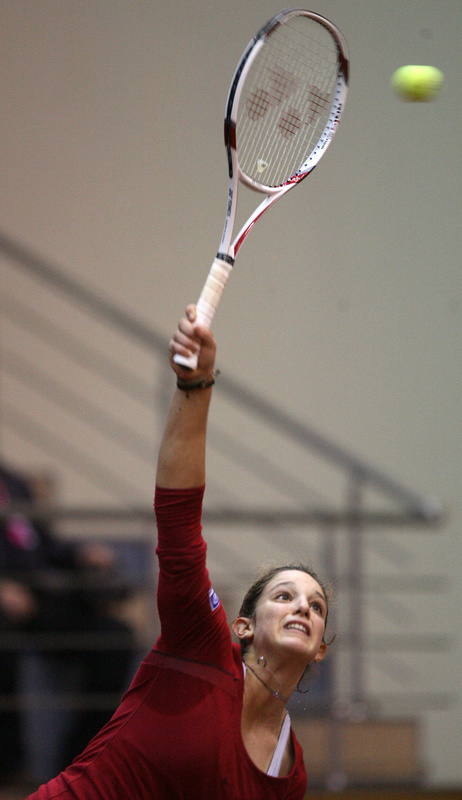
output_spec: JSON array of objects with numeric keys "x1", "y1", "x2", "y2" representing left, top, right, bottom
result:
[{"x1": 216, "y1": 252, "x2": 235, "y2": 266}]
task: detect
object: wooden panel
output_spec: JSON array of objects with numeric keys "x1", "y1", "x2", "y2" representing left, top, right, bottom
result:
[
  {"x1": 308, "y1": 792, "x2": 462, "y2": 800},
  {"x1": 293, "y1": 717, "x2": 422, "y2": 783}
]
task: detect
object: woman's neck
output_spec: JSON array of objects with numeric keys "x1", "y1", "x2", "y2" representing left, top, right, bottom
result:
[
  {"x1": 244, "y1": 653, "x2": 303, "y2": 706},
  {"x1": 242, "y1": 671, "x2": 286, "y2": 731},
  {"x1": 245, "y1": 661, "x2": 289, "y2": 703},
  {"x1": 242, "y1": 656, "x2": 296, "y2": 730}
]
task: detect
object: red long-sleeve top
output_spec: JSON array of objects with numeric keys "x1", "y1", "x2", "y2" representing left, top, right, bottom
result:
[{"x1": 27, "y1": 486, "x2": 307, "y2": 800}]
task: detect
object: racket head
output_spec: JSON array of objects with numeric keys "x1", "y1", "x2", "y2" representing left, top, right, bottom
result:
[{"x1": 225, "y1": 9, "x2": 349, "y2": 194}]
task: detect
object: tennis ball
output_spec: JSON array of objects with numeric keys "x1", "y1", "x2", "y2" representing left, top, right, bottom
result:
[{"x1": 391, "y1": 65, "x2": 444, "y2": 102}]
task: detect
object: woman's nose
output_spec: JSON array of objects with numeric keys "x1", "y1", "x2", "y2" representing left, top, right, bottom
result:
[{"x1": 295, "y1": 597, "x2": 310, "y2": 616}]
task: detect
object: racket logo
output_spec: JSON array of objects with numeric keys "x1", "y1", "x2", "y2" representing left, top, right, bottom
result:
[
  {"x1": 326, "y1": 121, "x2": 338, "y2": 141},
  {"x1": 246, "y1": 88, "x2": 271, "y2": 120},
  {"x1": 279, "y1": 108, "x2": 301, "y2": 138},
  {"x1": 246, "y1": 64, "x2": 299, "y2": 123},
  {"x1": 227, "y1": 188, "x2": 233, "y2": 214},
  {"x1": 267, "y1": 66, "x2": 299, "y2": 104},
  {"x1": 246, "y1": 68, "x2": 331, "y2": 143},
  {"x1": 306, "y1": 87, "x2": 330, "y2": 125},
  {"x1": 325, "y1": 106, "x2": 343, "y2": 144}
]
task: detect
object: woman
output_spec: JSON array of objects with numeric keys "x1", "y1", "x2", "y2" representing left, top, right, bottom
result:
[{"x1": 27, "y1": 306, "x2": 329, "y2": 800}]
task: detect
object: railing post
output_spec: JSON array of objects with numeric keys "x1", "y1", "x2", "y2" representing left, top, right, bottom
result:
[
  {"x1": 348, "y1": 469, "x2": 368, "y2": 714},
  {"x1": 322, "y1": 522, "x2": 347, "y2": 792}
]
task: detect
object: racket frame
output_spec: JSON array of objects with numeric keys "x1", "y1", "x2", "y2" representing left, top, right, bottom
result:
[
  {"x1": 222, "y1": 8, "x2": 349, "y2": 261},
  {"x1": 174, "y1": 8, "x2": 349, "y2": 368}
]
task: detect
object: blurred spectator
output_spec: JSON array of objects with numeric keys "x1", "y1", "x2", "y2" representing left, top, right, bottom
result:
[{"x1": 0, "y1": 461, "x2": 136, "y2": 785}]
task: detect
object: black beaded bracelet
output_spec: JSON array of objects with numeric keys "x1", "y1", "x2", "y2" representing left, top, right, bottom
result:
[{"x1": 176, "y1": 370, "x2": 219, "y2": 393}]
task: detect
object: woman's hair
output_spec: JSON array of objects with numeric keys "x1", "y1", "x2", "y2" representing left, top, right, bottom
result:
[{"x1": 236, "y1": 562, "x2": 331, "y2": 659}]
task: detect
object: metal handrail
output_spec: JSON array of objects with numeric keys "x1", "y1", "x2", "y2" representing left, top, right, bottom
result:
[{"x1": 0, "y1": 230, "x2": 441, "y2": 522}]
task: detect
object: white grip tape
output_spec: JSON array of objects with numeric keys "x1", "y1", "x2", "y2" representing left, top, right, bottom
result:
[
  {"x1": 173, "y1": 257, "x2": 233, "y2": 370},
  {"x1": 196, "y1": 257, "x2": 233, "y2": 329}
]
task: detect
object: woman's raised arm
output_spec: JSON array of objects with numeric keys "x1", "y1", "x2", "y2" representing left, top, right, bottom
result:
[{"x1": 156, "y1": 305, "x2": 217, "y2": 489}]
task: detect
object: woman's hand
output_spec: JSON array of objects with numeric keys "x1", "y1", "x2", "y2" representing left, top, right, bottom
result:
[{"x1": 168, "y1": 305, "x2": 216, "y2": 382}]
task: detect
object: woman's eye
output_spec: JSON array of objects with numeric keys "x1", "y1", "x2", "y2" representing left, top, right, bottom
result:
[{"x1": 275, "y1": 591, "x2": 291, "y2": 600}]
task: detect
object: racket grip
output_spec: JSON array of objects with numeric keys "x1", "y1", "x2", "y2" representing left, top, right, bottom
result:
[{"x1": 173, "y1": 256, "x2": 233, "y2": 370}]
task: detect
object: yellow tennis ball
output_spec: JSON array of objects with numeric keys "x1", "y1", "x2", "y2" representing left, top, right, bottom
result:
[{"x1": 391, "y1": 65, "x2": 444, "y2": 102}]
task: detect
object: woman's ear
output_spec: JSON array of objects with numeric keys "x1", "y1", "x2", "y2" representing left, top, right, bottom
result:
[
  {"x1": 232, "y1": 615, "x2": 254, "y2": 642},
  {"x1": 313, "y1": 641, "x2": 327, "y2": 663}
]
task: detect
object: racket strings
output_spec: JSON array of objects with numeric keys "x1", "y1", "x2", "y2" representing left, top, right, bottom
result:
[{"x1": 236, "y1": 16, "x2": 339, "y2": 187}]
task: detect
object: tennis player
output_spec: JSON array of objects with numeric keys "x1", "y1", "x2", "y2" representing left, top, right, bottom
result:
[{"x1": 27, "y1": 305, "x2": 329, "y2": 800}]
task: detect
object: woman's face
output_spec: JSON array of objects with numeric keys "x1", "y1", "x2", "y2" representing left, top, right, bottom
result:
[{"x1": 245, "y1": 569, "x2": 328, "y2": 666}]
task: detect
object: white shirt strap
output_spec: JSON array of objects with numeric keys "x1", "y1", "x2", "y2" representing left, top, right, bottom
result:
[{"x1": 267, "y1": 711, "x2": 291, "y2": 777}]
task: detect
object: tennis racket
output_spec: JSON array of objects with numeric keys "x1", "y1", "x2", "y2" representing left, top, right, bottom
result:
[{"x1": 174, "y1": 7, "x2": 349, "y2": 369}]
